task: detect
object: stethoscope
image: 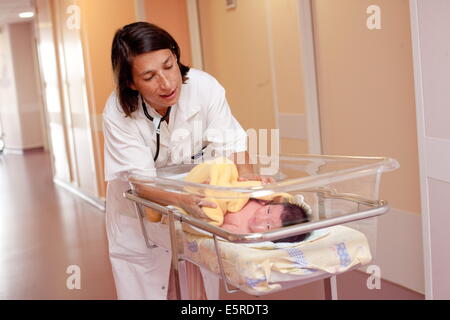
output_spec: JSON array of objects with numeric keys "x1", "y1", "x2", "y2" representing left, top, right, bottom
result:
[
  {"x1": 142, "y1": 98, "x2": 206, "y2": 162},
  {"x1": 142, "y1": 98, "x2": 171, "y2": 161}
]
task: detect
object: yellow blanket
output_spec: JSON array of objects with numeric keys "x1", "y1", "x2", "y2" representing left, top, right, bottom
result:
[{"x1": 183, "y1": 157, "x2": 261, "y2": 225}]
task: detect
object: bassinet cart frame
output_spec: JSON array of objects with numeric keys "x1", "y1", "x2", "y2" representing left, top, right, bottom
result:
[{"x1": 124, "y1": 187, "x2": 390, "y2": 300}]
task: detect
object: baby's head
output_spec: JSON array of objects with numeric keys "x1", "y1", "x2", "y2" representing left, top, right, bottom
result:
[
  {"x1": 249, "y1": 200, "x2": 310, "y2": 242},
  {"x1": 274, "y1": 201, "x2": 311, "y2": 243}
]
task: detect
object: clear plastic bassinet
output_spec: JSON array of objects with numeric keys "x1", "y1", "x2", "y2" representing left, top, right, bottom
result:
[{"x1": 125, "y1": 154, "x2": 399, "y2": 297}]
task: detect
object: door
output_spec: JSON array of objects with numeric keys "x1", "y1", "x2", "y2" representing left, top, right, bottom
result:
[
  {"x1": 35, "y1": 0, "x2": 72, "y2": 182},
  {"x1": 410, "y1": 0, "x2": 450, "y2": 299},
  {"x1": 53, "y1": 0, "x2": 98, "y2": 197},
  {"x1": 195, "y1": 0, "x2": 321, "y2": 155}
]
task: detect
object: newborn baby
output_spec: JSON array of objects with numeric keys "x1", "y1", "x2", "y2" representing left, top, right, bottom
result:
[{"x1": 221, "y1": 198, "x2": 311, "y2": 242}]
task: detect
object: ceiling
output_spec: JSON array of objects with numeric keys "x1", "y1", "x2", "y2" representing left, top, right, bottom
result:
[{"x1": 0, "y1": 0, "x2": 35, "y2": 25}]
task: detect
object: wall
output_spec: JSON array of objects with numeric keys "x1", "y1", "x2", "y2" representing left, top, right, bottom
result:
[
  {"x1": 198, "y1": 0, "x2": 308, "y2": 155},
  {"x1": 312, "y1": 0, "x2": 423, "y2": 293},
  {"x1": 198, "y1": 0, "x2": 275, "y2": 132},
  {"x1": 9, "y1": 22, "x2": 45, "y2": 150},
  {"x1": 144, "y1": 0, "x2": 192, "y2": 66},
  {"x1": 0, "y1": 24, "x2": 22, "y2": 149},
  {"x1": 0, "y1": 22, "x2": 45, "y2": 151},
  {"x1": 267, "y1": 0, "x2": 309, "y2": 154},
  {"x1": 312, "y1": 0, "x2": 420, "y2": 214}
]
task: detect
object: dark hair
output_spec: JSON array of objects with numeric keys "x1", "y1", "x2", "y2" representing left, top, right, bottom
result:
[
  {"x1": 273, "y1": 202, "x2": 311, "y2": 243},
  {"x1": 111, "y1": 22, "x2": 190, "y2": 117}
]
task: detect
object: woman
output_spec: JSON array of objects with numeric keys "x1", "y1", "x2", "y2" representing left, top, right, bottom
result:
[{"x1": 103, "y1": 22, "x2": 261, "y2": 300}]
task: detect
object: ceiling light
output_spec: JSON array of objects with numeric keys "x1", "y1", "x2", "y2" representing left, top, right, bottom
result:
[{"x1": 19, "y1": 12, "x2": 34, "y2": 18}]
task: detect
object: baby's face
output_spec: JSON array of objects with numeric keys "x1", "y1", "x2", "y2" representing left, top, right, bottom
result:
[{"x1": 248, "y1": 204, "x2": 284, "y2": 233}]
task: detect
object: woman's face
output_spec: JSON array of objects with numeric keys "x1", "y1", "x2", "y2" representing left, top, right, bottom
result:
[
  {"x1": 248, "y1": 204, "x2": 284, "y2": 233},
  {"x1": 130, "y1": 49, "x2": 182, "y2": 111}
]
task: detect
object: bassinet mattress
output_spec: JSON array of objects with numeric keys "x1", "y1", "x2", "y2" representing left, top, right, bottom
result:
[{"x1": 181, "y1": 225, "x2": 372, "y2": 295}]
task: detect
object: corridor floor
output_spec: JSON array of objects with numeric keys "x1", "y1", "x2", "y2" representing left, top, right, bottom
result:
[{"x1": 0, "y1": 149, "x2": 116, "y2": 299}]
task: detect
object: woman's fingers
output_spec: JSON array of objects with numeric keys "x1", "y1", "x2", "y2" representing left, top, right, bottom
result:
[
  {"x1": 190, "y1": 206, "x2": 212, "y2": 221},
  {"x1": 181, "y1": 196, "x2": 216, "y2": 221},
  {"x1": 194, "y1": 202, "x2": 215, "y2": 220},
  {"x1": 238, "y1": 175, "x2": 275, "y2": 184},
  {"x1": 261, "y1": 176, "x2": 275, "y2": 185},
  {"x1": 196, "y1": 199, "x2": 217, "y2": 208}
]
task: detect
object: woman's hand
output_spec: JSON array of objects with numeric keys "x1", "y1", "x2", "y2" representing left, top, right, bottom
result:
[
  {"x1": 231, "y1": 152, "x2": 275, "y2": 185},
  {"x1": 237, "y1": 173, "x2": 275, "y2": 185},
  {"x1": 231, "y1": 151, "x2": 275, "y2": 184},
  {"x1": 175, "y1": 194, "x2": 217, "y2": 221}
]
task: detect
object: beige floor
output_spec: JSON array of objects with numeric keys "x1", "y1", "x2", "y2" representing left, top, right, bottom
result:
[{"x1": 0, "y1": 149, "x2": 116, "y2": 299}]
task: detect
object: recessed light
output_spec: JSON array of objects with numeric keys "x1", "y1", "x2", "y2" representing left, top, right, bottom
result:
[{"x1": 19, "y1": 12, "x2": 34, "y2": 18}]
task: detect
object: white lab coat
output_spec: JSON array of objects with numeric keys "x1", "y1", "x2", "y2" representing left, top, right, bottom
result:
[{"x1": 103, "y1": 69, "x2": 247, "y2": 299}]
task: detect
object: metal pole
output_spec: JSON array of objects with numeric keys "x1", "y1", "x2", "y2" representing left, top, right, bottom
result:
[
  {"x1": 168, "y1": 212, "x2": 181, "y2": 299},
  {"x1": 323, "y1": 276, "x2": 338, "y2": 300}
]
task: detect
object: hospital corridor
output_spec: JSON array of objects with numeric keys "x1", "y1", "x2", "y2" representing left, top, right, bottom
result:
[{"x1": 1, "y1": 0, "x2": 450, "y2": 302}]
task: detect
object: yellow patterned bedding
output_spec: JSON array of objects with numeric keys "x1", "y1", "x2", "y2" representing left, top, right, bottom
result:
[{"x1": 181, "y1": 225, "x2": 372, "y2": 294}]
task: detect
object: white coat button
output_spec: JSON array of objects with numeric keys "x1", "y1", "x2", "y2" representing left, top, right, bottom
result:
[{"x1": 161, "y1": 286, "x2": 165, "y2": 290}]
